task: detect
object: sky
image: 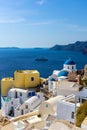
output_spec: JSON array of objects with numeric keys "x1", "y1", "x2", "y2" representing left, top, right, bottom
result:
[{"x1": 0, "y1": 0, "x2": 87, "y2": 48}]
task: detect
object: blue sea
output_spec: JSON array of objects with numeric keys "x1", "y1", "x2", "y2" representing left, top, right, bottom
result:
[
  {"x1": 0, "y1": 48, "x2": 87, "y2": 79},
  {"x1": 0, "y1": 48, "x2": 87, "y2": 108}
]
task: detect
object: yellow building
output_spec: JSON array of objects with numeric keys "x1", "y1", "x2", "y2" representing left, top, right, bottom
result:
[
  {"x1": 1, "y1": 78, "x2": 14, "y2": 96},
  {"x1": 1, "y1": 70, "x2": 41, "y2": 96},
  {"x1": 14, "y1": 70, "x2": 40, "y2": 88}
]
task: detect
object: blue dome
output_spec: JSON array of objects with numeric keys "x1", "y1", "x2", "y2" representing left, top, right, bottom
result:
[
  {"x1": 50, "y1": 78, "x2": 56, "y2": 81},
  {"x1": 58, "y1": 70, "x2": 69, "y2": 77},
  {"x1": 64, "y1": 59, "x2": 75, "y2": 65}
]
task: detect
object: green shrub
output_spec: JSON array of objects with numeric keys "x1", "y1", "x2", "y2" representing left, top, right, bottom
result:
[
  {"x1": 83, "y1": 78, "x2": 87, "y2": 87},
  {"x1": 76, "y1": 101, "x2": 87, "y2": 127}
]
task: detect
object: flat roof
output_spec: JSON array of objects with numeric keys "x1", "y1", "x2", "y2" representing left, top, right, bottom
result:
[{"x1": 15, "y1": 70, "x2": 39, "y2": 74}]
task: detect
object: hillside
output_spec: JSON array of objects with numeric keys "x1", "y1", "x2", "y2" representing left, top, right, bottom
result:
[{"x1": 50, "y1": 41, "x2": 87, "y2": 54}]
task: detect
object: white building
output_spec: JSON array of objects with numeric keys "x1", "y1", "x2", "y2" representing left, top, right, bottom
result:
[
  {"x1": 48, "y1": 58, "x2": 77, "y2": 96},
  {"x1": 14, "y1": 95, "x2": 42, "y2": 117},
  {"x1": 2, "y1": 88, "x2": 44, "y2": 117},
  {"x1": 63, "y1": 58, "x2": 76, "y2": 72},
  {"x1": 48, "y1": 77, "x2": 58, "y2": 95},
  {"x1": 8, "y1": 88, "x2": 36, "y2": 103},
  {"x1": 57, "y1": 95, "x2": 76, "y2": 124},
  {"x1": 8, "y1": 88, "x2": 28, "y2": 103},
  {"x1": 57, "y1": 89, "x2": 87, "y2": 124},
  {"x1": 48, "y1": 58, "x2": 77, "y2": 84},
  {"x1": 39, "y1": 95, "x2": 64, "y2": 117},
  {"x1": 58, "y1": 58, "x2": 77, "y2": 80},
  {"x1": 1, "y1": 97, "x2": 21, "y2": 117}
]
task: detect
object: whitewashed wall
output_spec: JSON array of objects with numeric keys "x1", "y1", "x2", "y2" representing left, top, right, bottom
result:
[
  {"x1": 63, "y1": 64, "x2": 76, "y2": 72},
  {"x1": 57, "y1": 101, "x2": 75, "y2": 123},
  {"x1": 2, "y1": 98, "x2": 20, "y2": 116}
]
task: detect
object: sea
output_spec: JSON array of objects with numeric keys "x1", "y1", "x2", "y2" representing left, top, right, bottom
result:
[{"x1": 0, "y1": 48, "x2": 87, "y2": 107}]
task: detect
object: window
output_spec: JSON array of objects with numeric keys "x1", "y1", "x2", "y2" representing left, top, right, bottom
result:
[
  {"x1": 25, "y1": 105, "x2": 28, "y2": 109},
  {"x1": 11, "y1": 101, "x2": 13, "y2": 105},
  {"x1": 31, "y1": 77, "x2": 34, "y2": 81},
  {"x1": 21, "y1": 110, "x2": 23, "y2": 115},
  {"x1": 82, "y1": 99, "x2": 86, "y2": 103},
  {"x1": 71, "y1": 112, "x2": 74, "y2": 119},
  {"x1": 72, "y1": 66, "x2": 74, "y2": 69},
  {"x1": 20, "y1": 92, "x2": 22, "y2": 96},
  {"x1": 51, "y1": 82, "x2": 53, "y2": 85},
  {"x1": 46, "y1": 103, "x2": 48, "y2": 108}
]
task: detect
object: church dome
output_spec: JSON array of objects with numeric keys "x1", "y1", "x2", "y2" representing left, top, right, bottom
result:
[
  {"x1": 64, "y1": 58, "x2": 75, "y2": 65},
  {"x1": 58, "y1": 70, "x2": 69, "y2": 77}
]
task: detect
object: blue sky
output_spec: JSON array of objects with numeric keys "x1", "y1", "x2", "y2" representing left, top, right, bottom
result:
[{"x1": 0, "y1": 0, "x2": 87, "y2": 47}]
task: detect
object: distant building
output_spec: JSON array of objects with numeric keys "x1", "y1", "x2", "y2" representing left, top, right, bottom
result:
[{"x1": 1, "y1": 70, "x2": 41, "y2": 96}]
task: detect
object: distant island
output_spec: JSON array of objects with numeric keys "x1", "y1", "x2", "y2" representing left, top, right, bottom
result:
[
  {"x1": 0, "y1": 47, "x2": 20, "y2": 49},
  {"x1": 50, "y1": 41, "x2": 87, "y2": 55}
]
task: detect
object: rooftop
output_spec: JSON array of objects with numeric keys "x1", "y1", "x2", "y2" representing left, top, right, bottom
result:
[
  {"x1": 15, "y1": 70, "x2": 39, "y2": 74},
  {"x1": 64, "y1": 59, "x2": 75, "y2": 65},
  {"x1": 58, "y1": 70, "x2": 69, "y2": 77}
]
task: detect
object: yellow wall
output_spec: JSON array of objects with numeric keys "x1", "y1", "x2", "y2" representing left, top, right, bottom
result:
[
  {"x1": 14, "y1": 70, "x2": 25, "y2": 88},
  {"x1": 24, "y1": 71, "x2": 40, "y2": 88},
  {"x1": 1, "y1": 78, "x2": 14, "y2": 96},
  {"x1": 14, "y1": 70, "x2": 40, "y2": 88},
  {"x1": 1, "y1": 70, "x2": 41, "y2": 96}
]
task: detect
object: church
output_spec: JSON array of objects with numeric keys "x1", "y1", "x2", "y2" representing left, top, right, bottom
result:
[{"x1": 48, "y1": 58, "x2": 77, "y2": 93}]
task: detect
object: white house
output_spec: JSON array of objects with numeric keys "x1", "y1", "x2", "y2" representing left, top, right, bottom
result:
[
  {"x1": 1, "y1": 97, "x2": 21, "y2": 117},
  {"x1": 39, "y1": 95, "x2": 64, "y2": 117},
  {"x1": 8, "y1": 88, "x2": 36, "y2": 103},
  {"x1": 48, "y1": 77, "x2": 58, "y2": 96},
  {"x1": 14, "y1": 95, "x2": 44, "y2": 117},
  {"x1": 57, "y1": 89, "x2": 87, "y2": 124},
  {"x1": 57, "y1": 95, "x2": 76, "y2": 124},
  {"x1": 2, "y1": 88, "x2": 44, "y2": 117}
]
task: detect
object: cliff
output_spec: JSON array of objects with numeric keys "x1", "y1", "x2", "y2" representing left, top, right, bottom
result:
[{"x1": 50, "y1": 41, "x2": 87, "y2": 54}]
